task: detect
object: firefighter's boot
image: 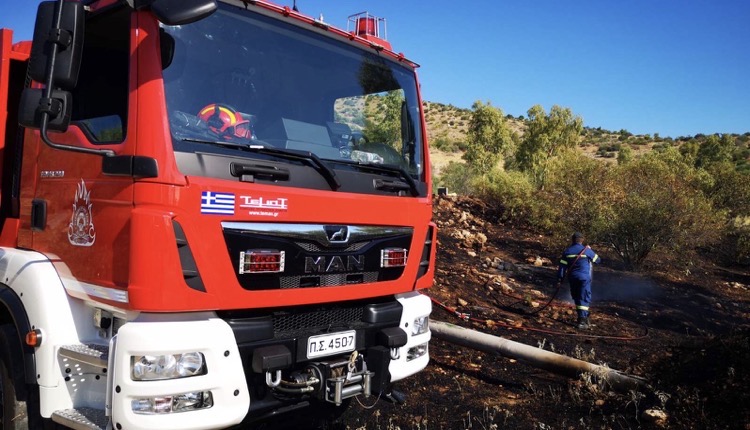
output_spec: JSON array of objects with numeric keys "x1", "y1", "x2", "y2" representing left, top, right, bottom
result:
[{"x1": 576, "y1": 317, "x2": 590, "y2": 330}]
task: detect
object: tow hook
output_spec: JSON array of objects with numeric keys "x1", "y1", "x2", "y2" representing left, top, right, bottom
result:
[
  {"x1": 265, "y1": 370, "x2": 282, "y2": 388},
  {"x1": 390, "y1": 347, "x2": 400, "y2": 360},
  {"x1": 383, "y1": 389, "x2": 406, "y2": 405}
]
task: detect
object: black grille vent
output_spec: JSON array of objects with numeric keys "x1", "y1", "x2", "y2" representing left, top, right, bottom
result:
[
  {"x1": 272, "y1": 307, "x2": 364, "y2": 336},
  {"x1": 295, "y1": 241, "x2": 369, "y2": 252}
]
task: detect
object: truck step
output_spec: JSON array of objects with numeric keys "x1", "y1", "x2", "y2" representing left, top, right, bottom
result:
[
  {"x1": 58, "y1": 343, "x2": 109, "y2": 369},
  {"x1": 51, "y1": 407, "x2": 108, "y2": 430}
]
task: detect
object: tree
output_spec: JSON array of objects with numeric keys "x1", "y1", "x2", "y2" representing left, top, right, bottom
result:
[
  {"x1": 704, "y1": 161, "x2": 750, "y2": 218},
  {"x1": 695, "y1": 134, "x2": 734, "y2": 168},
  {"x1": 362, "y1": 90, "x2": 403, "y2": 148},
  {"x1": 462, "y1": 101, "x2": 515, "y2": 174},
  {"x1": 512, "y1": 104, "x2": 583, "y2": 186}
]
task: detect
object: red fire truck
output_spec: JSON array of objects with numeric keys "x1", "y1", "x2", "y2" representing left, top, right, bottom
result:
[{"x1": 0, "y1": 1, "x2": 435, "y2": 428}]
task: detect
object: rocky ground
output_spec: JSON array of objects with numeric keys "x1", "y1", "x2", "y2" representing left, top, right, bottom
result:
[{"x1": 329, "y1": 195, "x2": 750, "y2": 430}]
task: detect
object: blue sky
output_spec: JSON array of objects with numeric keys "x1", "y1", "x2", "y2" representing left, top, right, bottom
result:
[{"x1": 2, "y1": 1, "x2": 748, "y2": 138}]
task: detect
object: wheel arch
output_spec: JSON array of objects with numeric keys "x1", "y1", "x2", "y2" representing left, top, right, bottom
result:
[{"x1": 0, "y1": 284, "x2": 37, "y2": 385}]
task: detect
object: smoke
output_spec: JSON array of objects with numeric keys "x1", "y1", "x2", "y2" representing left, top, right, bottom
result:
[{"x1": 559, "y1": 270, "x2": 661, "y2": 303}]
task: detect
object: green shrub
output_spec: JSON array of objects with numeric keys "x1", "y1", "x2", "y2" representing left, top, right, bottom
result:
[
  {"x1": 431, "y1": 135, "x2": 461, "y2": 153},
  {"x1": 595, "y1": 153, "x2": 723, "y2": 269},
  {"x1": 717, "y1": 217, "x2": 750, "y2": 266},
  {"x1": 435, "y1": 161, "x2": 474, "y2": 195},
  {"x1": 471, "y1": 169, "x2": 536, "y2": 223}
]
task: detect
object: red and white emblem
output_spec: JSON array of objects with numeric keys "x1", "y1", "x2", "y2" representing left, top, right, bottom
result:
[{"x1": 68, "y1": 180, "x2": 96, "y2": 246}]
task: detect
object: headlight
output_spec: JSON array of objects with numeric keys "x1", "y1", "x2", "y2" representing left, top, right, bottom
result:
[
  {"x1": 407, "y1": 343, "x2": 428, "y2": 361},
  {"x1": 131, "y1": 352, "x2": 206, "y2": 381},
  {"x1": 132, "y1": 391, "x2": 214, "y2": 414},
  {"x1": 411, "y1": 315, "x2": 429, "y2": 336}
]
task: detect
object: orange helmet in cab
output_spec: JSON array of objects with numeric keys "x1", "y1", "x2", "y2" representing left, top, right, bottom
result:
[{"x1": 197, "y1": 104, "x2": 252, "y2": 140}]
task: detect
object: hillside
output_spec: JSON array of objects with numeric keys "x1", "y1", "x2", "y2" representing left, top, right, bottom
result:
[
  {"x1": 332, "y1": 195, "x2": 750, "y2": 430},
  {"x1": 423, "y1": 101, "x2": 750, "y2": 175}
]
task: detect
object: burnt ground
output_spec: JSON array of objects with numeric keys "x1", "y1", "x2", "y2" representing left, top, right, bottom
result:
[{"x1": 328, "y1": 196, "x2": 750, "y2": 430}]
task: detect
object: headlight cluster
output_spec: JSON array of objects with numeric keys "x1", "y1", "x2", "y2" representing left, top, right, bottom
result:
[
  {"x1": 411, "y1": 315, "x2": 429, "y2": 336},
  {"x1": 132, "y1": 391, "x2": 213, "y2": 415},
  {"x1": 131, "y1": 352, "x2": 206, "y2": 381}
]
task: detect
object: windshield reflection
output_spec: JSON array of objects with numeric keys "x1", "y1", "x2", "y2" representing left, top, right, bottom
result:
[{"x1": 161, "y1": 3, "x2": 424, "y2": 178}]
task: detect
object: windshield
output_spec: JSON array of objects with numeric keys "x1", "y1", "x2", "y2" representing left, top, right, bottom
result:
[{"x1": 160, "y1": 2, "x2": 425, "y2": 183}]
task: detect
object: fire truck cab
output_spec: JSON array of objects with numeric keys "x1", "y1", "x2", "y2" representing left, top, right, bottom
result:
[{"x1": 0, "y1": 0, "x2": 435, "y2": 428}]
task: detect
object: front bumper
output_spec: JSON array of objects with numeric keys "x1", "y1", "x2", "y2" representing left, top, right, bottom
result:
[
  {"x1": 109, "y1": 292, "x2": 431, "y2": 429},
  {"x1": 111, "y1": 313, "x2": 250, "y2": 430}
]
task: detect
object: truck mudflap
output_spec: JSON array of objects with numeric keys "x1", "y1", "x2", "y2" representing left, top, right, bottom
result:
[{"x1": 110, "y1": 313, "x2": 250, "y2": 430}]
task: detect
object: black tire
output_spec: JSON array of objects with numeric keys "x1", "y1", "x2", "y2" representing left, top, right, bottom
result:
[
  {"x1": 0, "y1": 324, "x2": 46, "y2": 430},
  {"x1": 1, "y1": 324, "x2": 30, "y2": 429}
]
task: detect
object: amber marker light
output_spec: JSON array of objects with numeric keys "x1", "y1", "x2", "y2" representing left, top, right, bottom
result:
[{"x1": 25, "y1": 328, "x2": 43, "y2": 347}]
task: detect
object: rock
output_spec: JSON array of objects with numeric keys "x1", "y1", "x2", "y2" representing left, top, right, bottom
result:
[
  {"x1": 457, "y1": 298, "x2": 468, "y2": 307},
  {"x1": 533, "y1": 256, "x2": 543, "y2": 266},
  {"x1": 467, "y1": 251, "x2": 477, "y2": 257},
  {"x1": 475, "y1": 232, "x2": 488, "y2": 246},
  {"x1": 641, "y1": 409, "x2": 668, "y2": 426},
  {"x1": 595, "y1": 399, "x2": 605, "y2": 406},
  {"x1": 529, "y1": 289, "x2": 545, "y2": 298}
]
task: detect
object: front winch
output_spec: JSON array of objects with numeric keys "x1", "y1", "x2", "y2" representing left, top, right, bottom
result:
[
  {"x1": 257, "y1": 350, "x2": 373, "y2": 406},
  {"x1": 307, "y1": 351, "x2": 373, "y2": 405}
]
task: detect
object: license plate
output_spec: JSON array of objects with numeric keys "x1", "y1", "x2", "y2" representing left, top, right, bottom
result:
[{"x1": 306, "y1": 330, "x2": 356, "y2": 359}]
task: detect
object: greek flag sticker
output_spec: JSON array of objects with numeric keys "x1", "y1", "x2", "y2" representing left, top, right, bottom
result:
[{"x1": 201, "y1": 191, "x2": 235, "y2": 215}]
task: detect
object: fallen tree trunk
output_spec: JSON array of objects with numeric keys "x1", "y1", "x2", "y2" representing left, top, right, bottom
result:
[{"x1": 430, "y1": 320, "x2": 648, "y2": 392}]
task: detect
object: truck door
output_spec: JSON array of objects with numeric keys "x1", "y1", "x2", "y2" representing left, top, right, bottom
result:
[{"x1": 27, "y1": 7, "x2": 135, "y2": 291}]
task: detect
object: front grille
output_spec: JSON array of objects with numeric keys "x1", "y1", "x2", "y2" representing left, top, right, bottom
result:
[
  {"x1": 222, "y1": 223, "x2": 413, "y2": 291},
  {"x1": 295, "y1": 241, "x2": 369, "y2": 252},
  {"x1": 272, "y1": 306, "x2": 365, "y2": 336},
  {"x1": 279, "y1": 272, "x2": 378, "y2": 288}
]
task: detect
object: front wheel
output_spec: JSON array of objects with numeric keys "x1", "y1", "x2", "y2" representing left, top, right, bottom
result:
[
  {"x1": 0, "y1": 325, "x2": 53, "y2": 430},
  {"x1": 0, "y1": 325, "x2": 30, "y2": 429}
]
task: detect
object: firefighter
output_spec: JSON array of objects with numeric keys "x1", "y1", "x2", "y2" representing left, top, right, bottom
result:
[{"x1": 557, "y1": 232, "x2": 600, "y2": 329}]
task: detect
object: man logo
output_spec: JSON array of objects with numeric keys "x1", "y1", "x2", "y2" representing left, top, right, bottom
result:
[
  {"x1": 324, "y1": 225, "x2": 349, "y2": 243},
  {"x1": 304, "y1": 255, "x2": 365, "y2": 273}
]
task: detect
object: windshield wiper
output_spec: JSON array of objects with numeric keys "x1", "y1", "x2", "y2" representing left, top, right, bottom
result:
[
  {"x1": 331, "y1": 159, "x2": 421, "y2": 197},
  {"x1": 181, "y1": 139, "x2": 340, "y2": 190}
]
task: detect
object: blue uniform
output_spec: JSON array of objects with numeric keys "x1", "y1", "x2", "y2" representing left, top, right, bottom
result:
[{"x1": 557, "y1": 243, "x2": 600, "y2": 319}]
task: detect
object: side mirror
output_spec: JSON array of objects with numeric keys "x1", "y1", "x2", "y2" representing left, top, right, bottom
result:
[
  {"x1": 19, "y1": 88, "x2": 72, "y2": 132},
  {"x1": 28, "y1": 1, "x2": 84, "y2": 90},
  {"x1": 20, "y1": 0, "x2": 115, "y2": 157}
]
